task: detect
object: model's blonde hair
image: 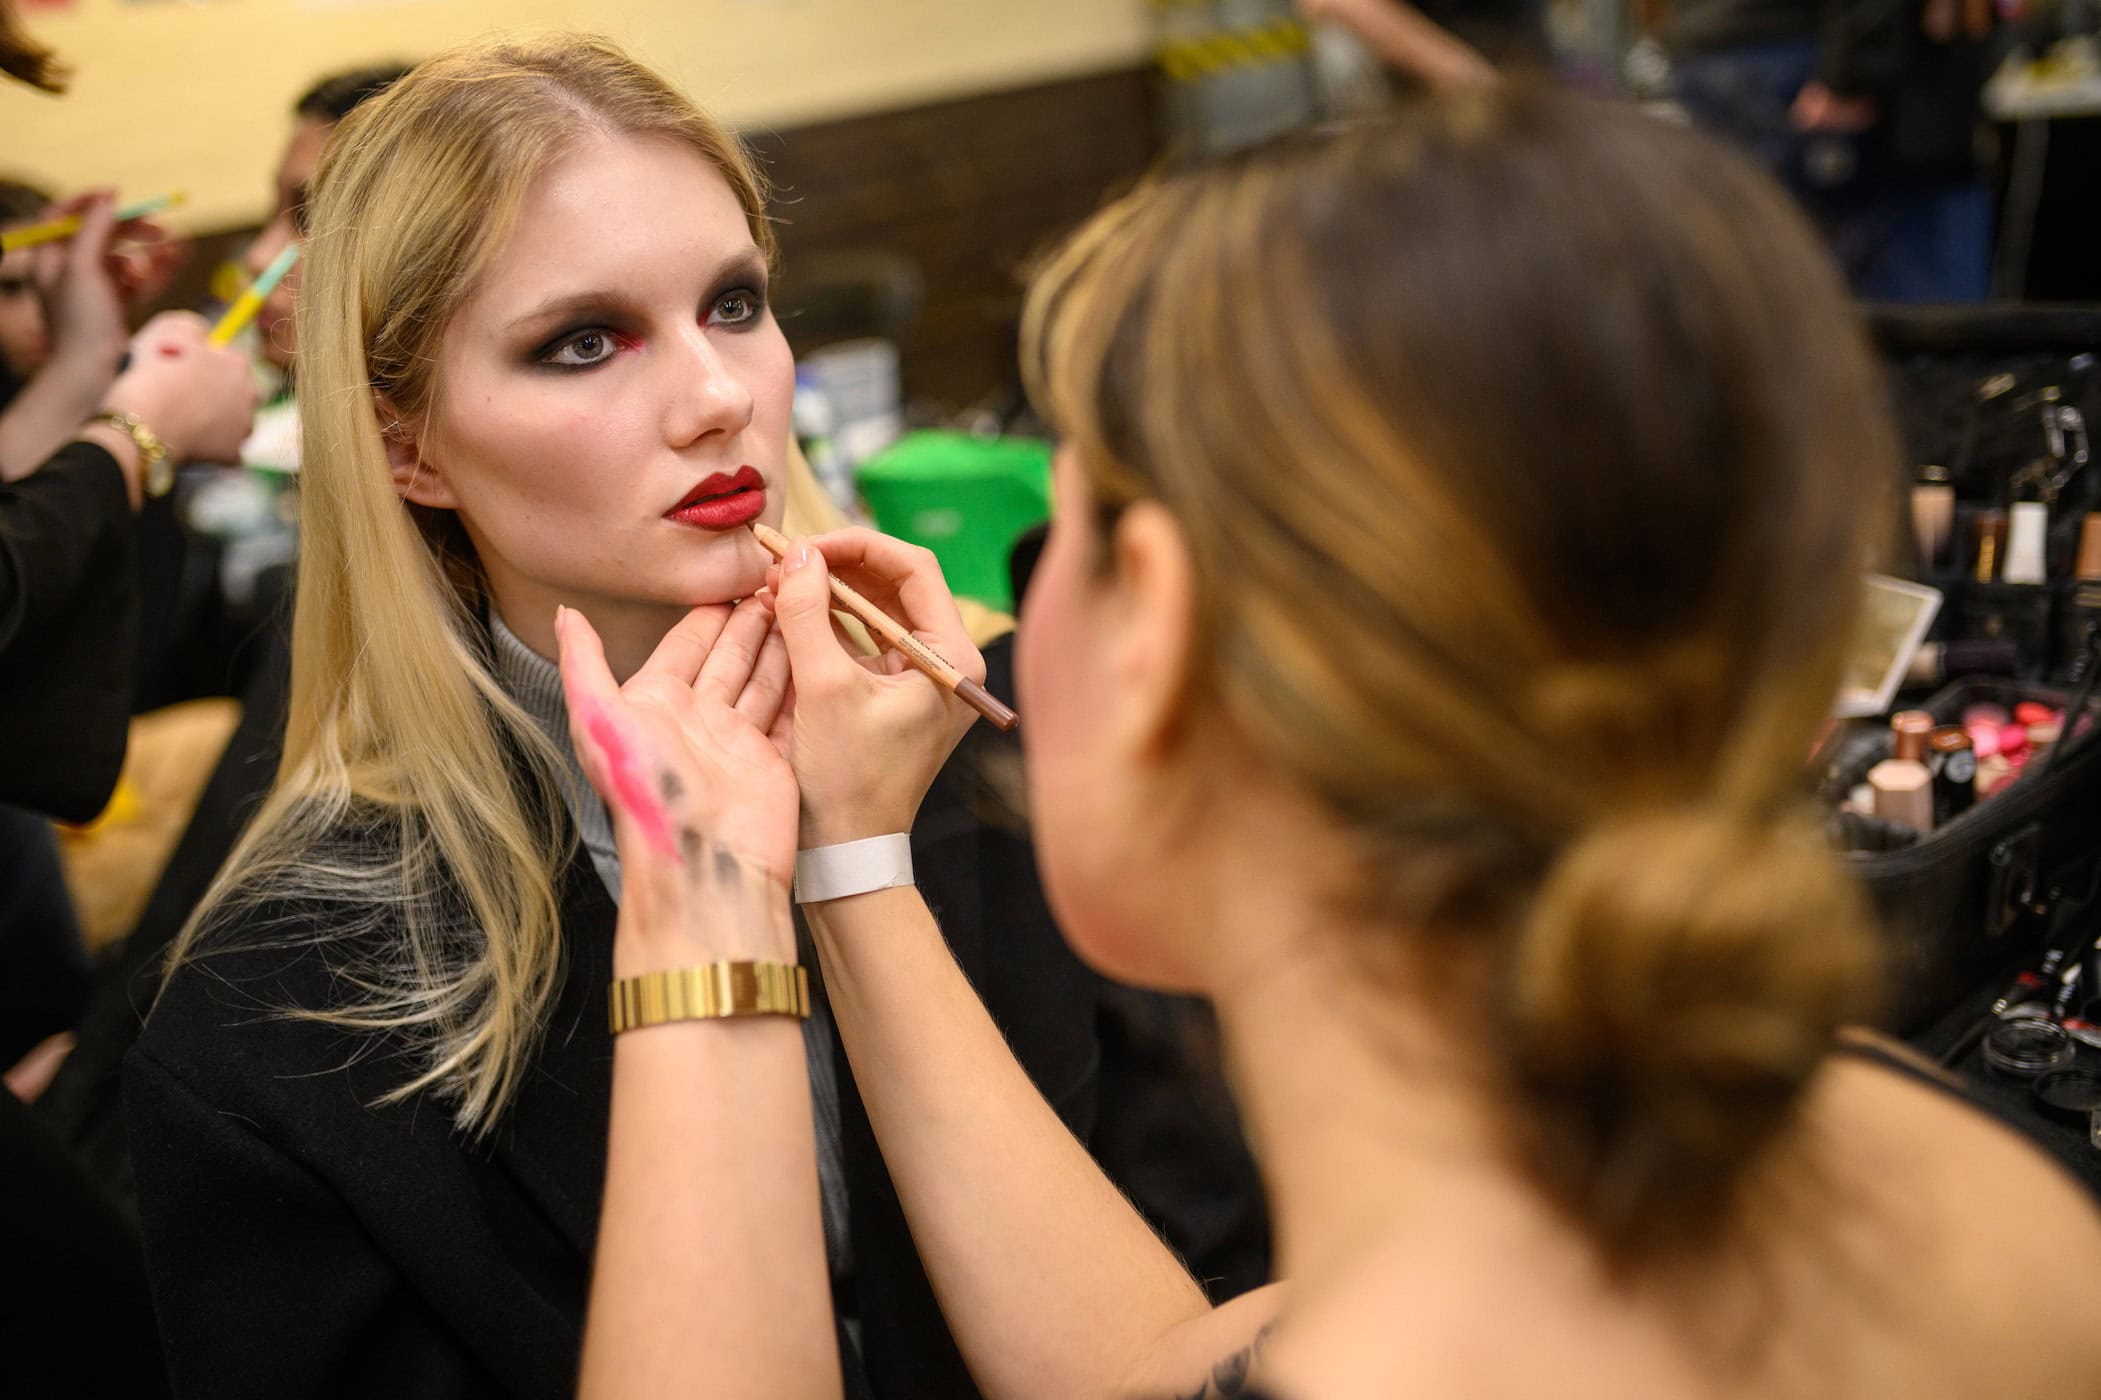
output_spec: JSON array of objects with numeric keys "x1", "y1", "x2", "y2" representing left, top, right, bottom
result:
[
  {"x1": 1025, "y1": 88, "x2": 1891, "y2": 1269},
  {"x1": 170, "y1": 34, "x2": 780, "y2": 1135}
]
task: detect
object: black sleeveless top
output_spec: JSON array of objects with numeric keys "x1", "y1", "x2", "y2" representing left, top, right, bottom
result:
[{"x1": 1232, "y1": 1039, "x2": 2101, "y2": 1400}]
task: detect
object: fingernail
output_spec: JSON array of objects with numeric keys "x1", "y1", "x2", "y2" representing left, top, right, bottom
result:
[{"x1": 788, "y1": 544, "x2": 813, "y2": 571}]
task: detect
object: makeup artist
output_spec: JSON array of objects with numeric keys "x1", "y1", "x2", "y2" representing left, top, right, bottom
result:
[
  {"x1": 570, "y1": 82, "x2": 2101, "y2": 1400},
  {"x1": 0, "y1": 5, "x2": 255, "y2": 1395},
  {"x1": 0, "y1": 22, "x2": 256, "y2": 824}
]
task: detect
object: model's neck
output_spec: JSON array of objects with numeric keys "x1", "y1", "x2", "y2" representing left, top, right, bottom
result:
[{"x1": 490, "y1": 586, "x2": 691, "y2": 683}]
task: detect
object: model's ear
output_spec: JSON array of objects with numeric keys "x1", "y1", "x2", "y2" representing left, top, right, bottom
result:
[{"x1": 375, "y1": 391, "x2": 456, "y2": 509}]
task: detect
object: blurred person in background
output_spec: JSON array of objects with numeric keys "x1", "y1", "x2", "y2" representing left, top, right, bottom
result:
[
  {"x1": 0, "y1": 177, "x2": 54, "y2": 406},
  {"x1": 1665, "y1": 0, "x2": 2001, "y2": 301},
  {"x1": 235, "y1": 63, "x2": 410, "y2": 472},
  {"x1": 17, "y1": 62, "x2": 412, "y2": 1190},
  {"x1": 0, "y1": 4, "x2": 258, "y2": 1396}
]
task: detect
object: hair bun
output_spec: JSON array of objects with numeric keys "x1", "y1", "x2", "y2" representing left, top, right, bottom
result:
[{"x1": 1505, "y1": 809, "x2": 1879, "y2": 1259}]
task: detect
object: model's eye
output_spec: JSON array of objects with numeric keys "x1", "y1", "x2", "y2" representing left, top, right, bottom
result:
[
  {"x1": 545, "y1": 330, "x2": 619, "y2": 368},
  {"x1": 711, "y1": 288, "x2": 763, "y2": 326}
]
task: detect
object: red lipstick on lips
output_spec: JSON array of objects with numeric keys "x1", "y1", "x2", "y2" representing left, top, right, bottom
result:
[{"x1": 666, "y1": 465, "x2": 766, "y2": 530}]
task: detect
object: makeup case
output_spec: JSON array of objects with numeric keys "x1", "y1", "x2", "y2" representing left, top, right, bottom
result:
[
  {"x1": 1822, "y1": 677, "x2": 2101, "y2": 1035},
  {"x1": 1875, "y1": 305, "x2": 2101, "y2": 682}
]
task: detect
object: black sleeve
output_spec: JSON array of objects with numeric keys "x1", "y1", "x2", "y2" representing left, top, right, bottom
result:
[
  {"x1": 0, "y1": 1086, "x2": 169, "y2": 1400},
  {"x1": 1817, "y1": 0, "x2": 1917, "y2": 99},
  {"x1": 123, "y1": 1048, "x2": 501, "y2": 1400},
  {"x1": 0, "y1": 440, "x2": 140, "y2": 819}
]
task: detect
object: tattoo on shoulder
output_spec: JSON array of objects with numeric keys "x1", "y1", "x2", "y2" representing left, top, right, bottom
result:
[{"x1": 1178, "y1": 1321, "x2": 1276, "y2": 1400}]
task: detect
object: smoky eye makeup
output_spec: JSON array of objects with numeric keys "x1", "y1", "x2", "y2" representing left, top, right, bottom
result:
[
  {"x1": 704, "y1": 260, "x2": 770, "y2": 328},
  {"x1": 539, "y1": 329, "x2": 629, "y2": 369},
  {"x1": 520, "y1": 255, "x2": 772, "y2": 370},
  {"x1": 531, "y1": 322, "x2": 637, "y2": 371}
]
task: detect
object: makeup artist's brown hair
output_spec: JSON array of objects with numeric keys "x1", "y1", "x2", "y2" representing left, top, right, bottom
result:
[{"x1": 1024, "y1": 88, "x2": 1889, "y2": 1270}]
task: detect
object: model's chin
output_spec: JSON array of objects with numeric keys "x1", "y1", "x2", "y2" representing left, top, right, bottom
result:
[{"x1": 674, "y1": 543, "x2": 771, "y2": 607}]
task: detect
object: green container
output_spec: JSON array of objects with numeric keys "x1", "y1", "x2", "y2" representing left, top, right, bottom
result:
[{"x1": 855, "y1": 431, "x2": 1053, "y2": 612}]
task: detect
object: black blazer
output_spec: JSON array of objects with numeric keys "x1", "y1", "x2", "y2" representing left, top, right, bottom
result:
[
  {"x1": 0, "y1": 441, "x2": 139, "y2": 821},
  {"x1": 124, "y1": 721, "x2": 1105, "y2": 1400}
]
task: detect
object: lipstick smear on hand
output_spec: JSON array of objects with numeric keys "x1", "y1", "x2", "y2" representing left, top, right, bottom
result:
[
  {"x1": 583, "y1": 705, "x2": 682, "y2": 862},
  {"x1": 667, "y1": 465, "x2": 765, "y2": 530}
]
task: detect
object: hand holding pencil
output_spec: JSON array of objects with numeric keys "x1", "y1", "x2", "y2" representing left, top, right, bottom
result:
[
  {"x1": 756, "y1": 526, "x2": 1006, "y2": 847},
  {"x1": 18, "y1": 192, "x2": 189, "y2": 327}
]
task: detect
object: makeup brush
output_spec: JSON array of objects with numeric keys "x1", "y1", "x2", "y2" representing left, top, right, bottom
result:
[
  {"x1": 1, "y1": 192, "x2": 185, "y2": 252},
  {"x1": 208, "y1": 243, "x2": 300, "y2": 346},
  {"x1": 750, "y1": 521, "x2": 1018, "y2": 732}
]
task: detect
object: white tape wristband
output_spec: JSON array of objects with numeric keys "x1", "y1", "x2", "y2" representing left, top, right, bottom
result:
[{"x1": 793, "y1": 834, "x2": 915, "y2": 905}]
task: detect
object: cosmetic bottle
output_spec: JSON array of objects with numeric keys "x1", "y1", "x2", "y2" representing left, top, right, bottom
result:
[
  {"x1": 2056, "y1": 513, "x2": 2101, "y2": 682},
  {"x1": 1929, "y1": 726, "x2": 1976, "y2": 824},
  {"x1": 1870, "y1": 711, "x2": 1936, "y2": 832},
  {"x1": 1906, "y1": 638, "x2": 2019, "y2": 687},
  {"x1": 1891, "y1": 710, "x2": 1934, "y2": 762},
  {"x1": 2004, "y1": 473, "x2": 2050, "y2": 587},
  {"x1": 1868, "y1": 758, "x2": 1934, "y2": 832},
  {"x1": 1912, "y1": 465, "x2": 1955, "y2": 573},
  {"x1": 1973, "y1": 509, "x2": 2008, "y2": 583}
]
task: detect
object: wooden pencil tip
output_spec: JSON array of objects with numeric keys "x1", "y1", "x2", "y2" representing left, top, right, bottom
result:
[{"x1": 955, "y1": 677, "x2": 1019, "y2": 733}]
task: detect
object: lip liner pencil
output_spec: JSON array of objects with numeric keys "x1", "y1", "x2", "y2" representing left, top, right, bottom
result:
[
  {"x1": 1, "y1": 193, "x2": 186, "y2": 252},
  {"x1": 750, "y1": 520, "x2": 1019, "y2": 733},
  {"x1": 209, "y1": 243, "x2": 300, "y2": 347}
]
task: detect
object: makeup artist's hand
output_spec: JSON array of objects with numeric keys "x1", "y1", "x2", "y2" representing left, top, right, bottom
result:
[
  {"x1": 556, "y1": 600, "x2": 798, "y2": 971},
  {"x1": 100, "y1": 312, "x2": 258, "y2": 465},
  {"x1": 1294, "y1": 0, "x2": 1497, "y2": 89},
  {"x1": 31, "y1": 191, "x2": 129, "y2": 378},
  {"x1": 106, "y1": 215, "x2": 186, "y2": 309},
  {"x1": 769, "y1": 529, "x2": 984, "y2": 847},
  {"x1": 30, "y1": 190, "x2": 188, "y2": 319}
]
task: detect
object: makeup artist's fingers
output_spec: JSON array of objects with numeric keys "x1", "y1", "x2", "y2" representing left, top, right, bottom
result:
[
  {"x1": 693, "y1": 596, "x2": 775, "y2": 707},
  {"x1": 43, "y1": 192, "x2": 128, "y2": 361},
  {"x1": 772, "y1": 543, "x2": 873, "y2": 699},
  {"x1": 773, "y1": 542, "x2": 976, "y2": 844},
  {"x1": 732, "y1": 623, "x2": 792, "y2": 734},
  {"x1": 796, "y1": 530, "x2": 915, "y2": 620},
  {"x1": 766, "y1": 684, "x2": 796, "y2": 762},
  {"x1": 635, "y1": 602, "x2": 736, "y2": 686},
  {"x1": 768, "y1": 569, "x2": 881, "y2": 666},
  {"x1": 806, "y1": 530, "x2": 983, "y2": 683},
  {"x1": 110, "y1": 221, "x2": 188, "y2": 307}
]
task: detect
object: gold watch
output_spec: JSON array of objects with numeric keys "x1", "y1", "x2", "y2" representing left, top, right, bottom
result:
[
  {"x1": 608, "y1": 961, "x2": 810, "y2": 1034},
  {"x1": 87, "y1": 409, "x2": 174, "y2": 498}
]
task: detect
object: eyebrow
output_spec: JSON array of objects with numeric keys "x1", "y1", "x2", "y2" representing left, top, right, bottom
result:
[{"x1": 504, "y1": 246, "x2": 768, "y2": 334}]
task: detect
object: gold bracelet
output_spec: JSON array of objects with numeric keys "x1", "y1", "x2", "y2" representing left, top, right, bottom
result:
[
  {"x1": 608, "y1": 961, "x2": 810, "y2": 1034},
  {"x1": 85, "y1": 409, "x2": 173, "y2": 497}
]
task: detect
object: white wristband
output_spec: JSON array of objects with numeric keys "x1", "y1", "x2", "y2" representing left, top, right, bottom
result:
[{"x1": 793, "y1": 834, "x2": 914, "y2": 904}]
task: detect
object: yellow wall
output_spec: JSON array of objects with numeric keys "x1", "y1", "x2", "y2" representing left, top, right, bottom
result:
[{"x1": 0, "y1": 0, "x2": 1152, "y2": 231}]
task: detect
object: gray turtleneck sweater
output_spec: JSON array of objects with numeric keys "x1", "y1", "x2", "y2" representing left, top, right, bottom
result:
[{"x1": 487, "y1": 613, "x2": 855, "y2": 1286}]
